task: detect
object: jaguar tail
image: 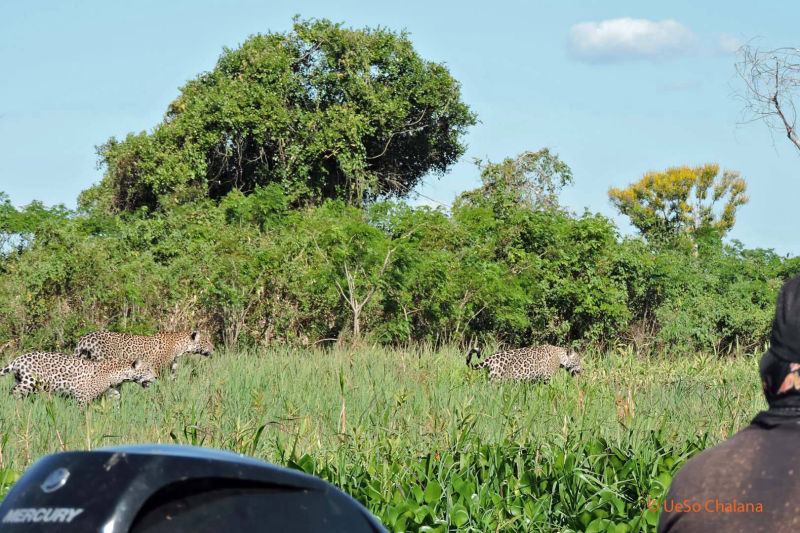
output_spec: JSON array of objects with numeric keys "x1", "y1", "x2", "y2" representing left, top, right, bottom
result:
[
  {"x1": 0, "y1": 360, "x2": 13, "y2": 378},
  {"x1": 466, "y1": 347, "x2": 483, "y2": 369}
]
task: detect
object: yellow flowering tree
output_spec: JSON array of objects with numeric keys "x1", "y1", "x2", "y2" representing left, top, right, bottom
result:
[{"x1": 608, "y1": 164, "x2": 748, "y2": 243}]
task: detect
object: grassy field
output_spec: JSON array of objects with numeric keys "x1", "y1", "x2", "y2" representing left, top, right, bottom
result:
[{"x1": 0, "y1": 346, "x2": 766, "y2": 532}]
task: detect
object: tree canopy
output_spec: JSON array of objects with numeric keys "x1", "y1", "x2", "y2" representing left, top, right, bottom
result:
[
  {"x1": 93, "y1": 17, "x2": 476, "y2": 213},
  {"x1": 455, "y1": 149, "x2": 573, "y2": 215},
  {"x1": 608, "y1": 164, "x2": 749, "y2": 244}
]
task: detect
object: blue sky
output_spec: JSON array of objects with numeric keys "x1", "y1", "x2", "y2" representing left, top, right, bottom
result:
[{"x1": 2, "y1": 0, "x2": 799, "y2": 254}]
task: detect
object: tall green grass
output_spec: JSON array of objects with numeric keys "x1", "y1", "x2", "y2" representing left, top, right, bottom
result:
[{"x1": 0, "y1": 346, "x2": 765, "y2": 531}]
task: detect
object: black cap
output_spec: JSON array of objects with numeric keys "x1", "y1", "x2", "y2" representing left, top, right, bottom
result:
[{"x1": 769, "y1": 275, "x2": 800, "y2": 363}]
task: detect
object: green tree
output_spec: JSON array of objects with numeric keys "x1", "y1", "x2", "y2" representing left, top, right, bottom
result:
[
  {"x1": 308, "y1": 202, "x2": 401, "y2": 342},
  {"x1": 94, "y1": 17, "x2": 476, "y2": 213},
  {"x1": 608, "y1": 164, "x2": 748, "y2": 244},
  {"x1": 456, "y1": 149, "x2": 573, "y2": 216}
]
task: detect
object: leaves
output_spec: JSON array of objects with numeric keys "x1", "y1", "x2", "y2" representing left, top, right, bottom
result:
[
  {"x1": 0, "y1": 172, "x2": 786, "y2": 354},
  {"x1": 457, "y1": 148, "x2": 574, "y2": 215},
  {"x1": 278, "y1": 431, "x2": 702, "y2": 532},
  {"x1": 96, "y1": 17, "x2": 476, "y2": 212},
  {"x1": 608, "y1": 164, "x2": 749, "y2": 243}
]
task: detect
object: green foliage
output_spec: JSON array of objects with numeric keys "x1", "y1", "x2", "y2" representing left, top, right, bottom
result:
[
  {"x1": 0, "y1": 161, "x2": 791, "y2": 354},
  {"x1": 0, "y1": 346, "x2": 763, "y2": 530},
  {"x1": 608, "y1": 164, "x2": 749, "y2": 244},
  {"x1": 457, "y1": 148, "x2": 574, "y2": 214},
  {"x1": 94, "y1": 17, "x2": 476, "y2": 212},
  {"x1": 292, "y1": 433, "x2": 702, "y2": 532},
  {"x1": 0, "y1": 12, "x2": 791, "y2": 527}
]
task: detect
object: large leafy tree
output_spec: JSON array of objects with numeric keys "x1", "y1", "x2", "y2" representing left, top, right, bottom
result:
[
  {"x1": 95, "y1": 17, "x2": 476, "y2": 212},
  {"x1": 608, "y1": 164, "x2": 749, "y2": 244}
]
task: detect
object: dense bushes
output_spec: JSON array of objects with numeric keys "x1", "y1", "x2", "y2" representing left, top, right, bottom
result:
[{"x1": 0, "y1": 183, "x2": 796, "y2": 354}]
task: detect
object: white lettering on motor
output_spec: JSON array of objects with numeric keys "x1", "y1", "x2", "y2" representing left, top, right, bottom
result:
[{"x1": 2, "y1": 507, "x2": 84, "y2": 523}]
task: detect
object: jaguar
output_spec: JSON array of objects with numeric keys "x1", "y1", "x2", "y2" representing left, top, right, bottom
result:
[
  {"x1": 466, "y1": 345, "x2": 583, "y2": 382},
  {"x1": 0, "y1": 352, "x2": 157, "y2": 405},
  {"x1": 74, "y1": 330, "x2": 214, "y2": 376}
]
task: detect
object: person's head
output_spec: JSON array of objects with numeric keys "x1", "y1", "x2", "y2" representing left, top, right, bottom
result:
[{"x1": 760, "y1": 275, "x2": 800, "y2": 407}]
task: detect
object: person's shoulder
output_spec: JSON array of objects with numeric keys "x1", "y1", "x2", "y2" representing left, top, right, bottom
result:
[{"x1": 668, "y1": 425, "x2": 762, "y2": 491}]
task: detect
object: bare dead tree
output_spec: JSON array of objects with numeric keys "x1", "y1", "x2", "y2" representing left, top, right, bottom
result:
[
  {"x1": 338, "y1": 251, "x2": 395, "y2": 340},
  {"x1": 313, "y1": 237, "x2": 396, "y2": 342},
  {"x1": 312, "y1": 224, "x2": 423, "y2": 343},
  {"x1": 736, "y1": 45, "x2": 800, "y2": 153}
]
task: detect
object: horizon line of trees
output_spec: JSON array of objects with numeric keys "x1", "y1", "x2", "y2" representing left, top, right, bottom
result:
[
  {"x1": 0, "y1": 149, "x2": 795, "y2": 355},
  {"x1": 0, "y1": 17, "x2": 797, "y2": 356}
]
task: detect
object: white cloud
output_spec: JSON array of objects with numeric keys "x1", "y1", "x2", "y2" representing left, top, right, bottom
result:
[
  {"x1": 568, "y1": 18, "x2": 698, "y2": 63},
  {"x1": 714, "y1": 33, "x2": 743, "y2": 55}
]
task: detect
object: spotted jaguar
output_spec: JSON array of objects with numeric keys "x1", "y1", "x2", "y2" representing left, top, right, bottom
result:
[
  {"x1": 74, "y1": 330, "x2": 214, "y2": 376},
  {"x1": 466, "y1": 345, "x2": 583, "y2": 382},
  {"x1": 0, "y1": 352, "x2": 157, "y2": 405}
]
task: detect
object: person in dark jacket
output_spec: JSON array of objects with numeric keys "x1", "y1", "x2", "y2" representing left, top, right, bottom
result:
[{"x1": 658, "y1": 274, "x2": 800, "y2": 533}]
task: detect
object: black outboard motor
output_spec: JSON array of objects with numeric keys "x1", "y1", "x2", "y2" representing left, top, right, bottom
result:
[{"x1": 0, "y1": 444, "x2": 386, "y2": 532}]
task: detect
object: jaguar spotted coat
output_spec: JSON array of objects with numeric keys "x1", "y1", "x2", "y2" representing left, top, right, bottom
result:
[
  {"x1": 74, "y1": 330, "x2": 214, "y2": 376},
  {"x1": 0, "y1": 352, "x2": 157, "y2": 405},
  {"x1": 466, "y1": 345, "x2": 583, "y2": 382}
]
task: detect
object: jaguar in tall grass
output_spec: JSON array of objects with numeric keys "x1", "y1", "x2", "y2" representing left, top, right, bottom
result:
[
  {"x1": 466, "y1": 345, "x2": 583, "y2": 382},
  {"x1": 0, "y1": 352, "x2": 157, "y2": 405},
  {"x1": 74, "y1": 330, "x2": 215, "y2": 376}
]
